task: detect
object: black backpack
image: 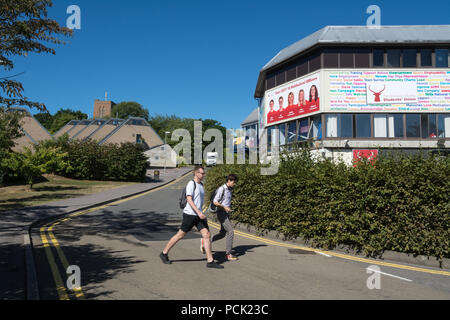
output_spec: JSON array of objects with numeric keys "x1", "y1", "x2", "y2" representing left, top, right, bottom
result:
[
  {"x1": 179, "y1": 180, "x2": 196, "y2": 210},
  {"x1": 208, "y1": 185, "x2": 225, "y2": 213}
]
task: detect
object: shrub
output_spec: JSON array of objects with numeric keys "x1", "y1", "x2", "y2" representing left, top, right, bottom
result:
[{"x1": 205, "y1": 148, "x2": 450, "y2": 263}]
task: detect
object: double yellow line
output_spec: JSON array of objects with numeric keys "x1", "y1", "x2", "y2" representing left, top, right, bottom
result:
[
  {"x1": 39, "y1": 171, "x2": 193, "y2": 300},
  {"x1": 206, "y1": 214, "x2": 450, "y2": 277}
]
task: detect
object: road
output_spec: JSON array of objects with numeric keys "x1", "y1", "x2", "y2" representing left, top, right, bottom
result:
[{"x1": 31, "y1": 173, "x2": 450, "y2": 300}]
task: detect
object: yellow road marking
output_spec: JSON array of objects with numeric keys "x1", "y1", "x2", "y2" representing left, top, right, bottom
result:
[
  {"x1": 205, "y1": 210, "x2": 450, "y2": 277},
  {"x1": 39, "y1": 226, "x2": 70, "y2": 300},
  {"x1": 39, "y1": 170, "x2": 193, "y2": 299}
]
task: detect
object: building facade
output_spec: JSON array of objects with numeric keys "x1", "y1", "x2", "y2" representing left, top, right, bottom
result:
[{"x1": 254, "y1": 25, "x2": 450, "y2": 163}]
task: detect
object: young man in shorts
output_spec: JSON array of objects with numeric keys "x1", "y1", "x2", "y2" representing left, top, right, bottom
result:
[{"x1": 160, "y1": 166, "x2": 223, "y2": 269}]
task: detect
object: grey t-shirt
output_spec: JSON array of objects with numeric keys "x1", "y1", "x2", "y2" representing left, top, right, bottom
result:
[{"x1": 183, "y1": 180, "x2": 205, "y2": 216}]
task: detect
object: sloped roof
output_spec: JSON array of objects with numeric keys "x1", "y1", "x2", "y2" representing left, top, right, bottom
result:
[{"x1": 241, "y1": 108, "x2": 258, "y2": 127}]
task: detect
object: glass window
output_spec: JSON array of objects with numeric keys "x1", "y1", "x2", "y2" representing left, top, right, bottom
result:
[
  {"x1": 373, "y1": 49, "x2": 384, "y2": 67},
  {"x1": 341, "y1": 114, "x2": 353, "y2": 138},
  {"x1": 266, "y1": 74, "x2": 276, "y2": 90},
  {"x1": 436, "y1": 49, "x2": 449, "y2": 68},
  {"x1": 355, "y1": 114, "x2": 371, "y2": 138},
  {"x1": 420, "y1": 49, "x2": 432, "y2": 67},
  {"x1": 297, "y1": 59, "x2": 308, "y2": 77},
  {"x1": 438, "y1": 114, "x2": 450, "y2": 138},
  {"x1": 387, "y1": 49, "x2": 400, "y2": 67},
  {"x1": 275, "y1": 69, "x2": 286, "y2": 86},
  {"x1": 374, "y1": 114, "x2": 388, "y2": 138},
  {"x1": 299, "y1": 118, "x2": 309, "y2": 140},
  {"x1": 421, "y1": 114, "x2": 428, "y2": 138},
  {"x1": 309, "y1": 52, "x2": 321, "y2": 72},
  {"x1": 326, "y1": 114, "x2": 338, "y2": 138},
  {"x1": 428, "y1": 114, "x2": 437, "y2": 138},
  {"x1": 323, "y1": 50, "x2": 339, "y2": 68},
  {"x1": 311, "y1": 116, "x2": 322, "y2": 139},
  {"x1": 355, "y1": 49, "x2": 370, "y2": 68},
  {"x1": 279, "y1": 123, "x2": 286, "y2": 145},
  {"x1": 287, "y1": 121, "x2": 297, "y2": 143},
  {"x1": 406, "y1": 114, "x2": 420, "y2": 138},
  {"x1": 340, "y1": 50, "x2": 354, "y2": 68},
  {"x1": 403, "y1": 49, "x2": 417, "y2": 67},
  {"x1": 388, "y1": 114, "x2": 404, "y2": 138}
]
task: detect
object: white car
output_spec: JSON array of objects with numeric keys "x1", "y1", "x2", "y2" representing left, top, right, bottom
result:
[{"x1": 206, "y1": 152, "x2": 218, "y2": 167}]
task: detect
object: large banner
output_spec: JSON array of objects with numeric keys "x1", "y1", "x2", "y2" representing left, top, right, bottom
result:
[
  {"x1": 329, "y1": 70, "x2": 450, "y2": 112},
  {"x1": 265, "y1": 72, "x2": 320, "y2": 125}
]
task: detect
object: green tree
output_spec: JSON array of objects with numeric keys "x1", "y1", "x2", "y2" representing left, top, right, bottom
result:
[
  {"x1": 0, "y1": 107, "x2": 24, "y2": 151},
  {"x1": 0, "y1": 0, "x2": 72, "y2": 110},
  {"x1": 34, "y1": 112, "x2": 53, "y2": 130},
  {"x1": 111, "y1": 102, "x2": 149, "y2": 121},
  {"x1": 3, "y1": 145, "x2": 70, "y2": 189},
  {"x1": 49, "y1": 109, "x2": 87, "y2": 133}
]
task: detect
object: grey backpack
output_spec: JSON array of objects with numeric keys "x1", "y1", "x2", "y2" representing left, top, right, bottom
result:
[{"x1": 179, "y1": 180, "x2": 196, "y2": 210}]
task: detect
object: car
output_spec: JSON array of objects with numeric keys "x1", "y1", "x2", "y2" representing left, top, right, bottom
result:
[{"x1": 206, "y1": 152, "x2": 218, "y2": 167}]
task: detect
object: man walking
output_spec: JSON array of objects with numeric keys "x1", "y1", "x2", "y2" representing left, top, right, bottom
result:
[
  {"x1": 160, "y1": 166, "x2": 223, "y2": 269},
  {"x1": 204, "y1": 174, "x2": 239, "y2": 261}
]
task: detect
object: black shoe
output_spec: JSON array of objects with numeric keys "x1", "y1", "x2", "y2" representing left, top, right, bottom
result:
[
  {"x1": 160, "y1": 252, "x2": 172, "y2": 264},
  {"x1": 207, "y1": 261, "x2": 224, "y2": 269}
]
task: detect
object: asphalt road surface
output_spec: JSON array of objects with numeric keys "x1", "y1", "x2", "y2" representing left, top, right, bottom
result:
[{"x1": 31, "y1": 173, "x2": 450, "y2": 300}]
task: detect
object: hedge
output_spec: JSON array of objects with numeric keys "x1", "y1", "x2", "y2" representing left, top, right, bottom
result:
[{"x1": 205, "y1": 149, "x2": 450, "y2": 263}]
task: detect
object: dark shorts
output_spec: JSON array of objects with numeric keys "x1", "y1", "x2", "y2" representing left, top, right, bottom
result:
[{"x1": 180, "y1": 213, "x2": 209, "y2": 233}]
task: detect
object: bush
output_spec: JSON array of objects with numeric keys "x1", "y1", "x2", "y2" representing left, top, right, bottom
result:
[
  {"x1": 205, "y1": 148, "x2": 450, "y2": 263},
  {"x1": 37, "y1": 136, "x2": 149, "y2": 182}
]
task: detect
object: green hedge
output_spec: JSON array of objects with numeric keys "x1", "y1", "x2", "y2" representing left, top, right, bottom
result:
[
  {"x1": 205, "y1": 149, "x2": 450, "y2": 263},
  {"x1": 36, "y1": 135, "x2": 149, "y2": 182}
]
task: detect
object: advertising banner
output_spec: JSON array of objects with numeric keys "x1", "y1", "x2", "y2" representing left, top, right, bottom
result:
[
  {"x1": 329, "y1": 71, "x2": 450, "y2": 112},
  {"x1": 265, "y1": 72, "x2": 320, "y2": 126}
]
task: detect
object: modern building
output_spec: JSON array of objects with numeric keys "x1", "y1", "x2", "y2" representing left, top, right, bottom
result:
[
  {"x1": 8, "y1": 108, "x2": 53, "y2": 153},
  {"x1": 241, "y1": 108, "x2": 259, "y2": 150},
  {"x1": 254, "y1": 25, "x2": 450, "y2": 164}
]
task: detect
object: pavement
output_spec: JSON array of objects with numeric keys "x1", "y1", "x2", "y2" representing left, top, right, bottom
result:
[{"x1": 0, "y1": 166, "x2": 193, "y2": 300}]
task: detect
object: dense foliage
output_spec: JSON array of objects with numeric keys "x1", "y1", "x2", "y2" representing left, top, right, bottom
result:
[
  {"x1": 37, "y1": 135, "x2": 149, "y2": 182},
  {"x1": 205, "y1": 148, "x2": 450, "y2": 263}
]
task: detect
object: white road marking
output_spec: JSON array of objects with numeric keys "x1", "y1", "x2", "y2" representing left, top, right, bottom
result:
[
  {"x1": 315, "y1": 251, "x2": 332, "y2": 257},
  {"x1": 367, "y1": 267, "x2": 413, "y2": 282}
]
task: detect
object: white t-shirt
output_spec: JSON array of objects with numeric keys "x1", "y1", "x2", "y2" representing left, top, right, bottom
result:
[{"x1": 183, "y1": 180, "x2": 205, "y2": 216}]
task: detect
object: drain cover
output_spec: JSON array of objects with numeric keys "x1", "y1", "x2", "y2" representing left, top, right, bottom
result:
[{"x1": 288, "y1": 249, "x2": 316, "y2": 255}]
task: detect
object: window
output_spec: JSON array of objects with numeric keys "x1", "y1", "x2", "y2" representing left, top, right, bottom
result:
[
  {"x1": 406, "y1": 114, "x2": 420, "y2": 138},
  {"x1": 438, "y1": 114, "x2": 450, "y2": 138},
  {"x1": 436, "y1": 49, "x2": 449, "y2": 68},
  {"x1": 374, "y1": 114, "x2": 388, "y2": 138},
  {"x1": 355, "y1": 114, "x2": 371, "y2": 138},
  {"x1": 136, "y1": 134, "x2": 142, "y2": 144},
  {"x1": 279, "y1": 123, "x2": 286, "y2": 146},
  {"x1": 403, "y1": 49, "x2": 417, "y2": 67},
  {"x1": 275, "y1": 69, "x2": 286, "y2": 86},
  {"x1": 340, "y1": 114, "x2": 353, "y2": 138},
  {"x1": 286, "y1": 62, "x2": 297, "y2": 81},
  {"x1": 287, "y1": 121, "x2": 297, "y2": 143},
  {"x1": 388, "y1": 114, "x2": 404, "y2": 138},
  {"x1": 387, "y1": 49, "x2": 400, "y2": 67},
  {"x1": 420, "y1": 49, "x2": 432, "y2": 67},
  {"x1": 426, "y1": 114, "x2": 437, "y2": 138},
  {"x1": 311, "y1": 115, "x2": 322, "y2": 139},
  {"x1": 266, "y1": 74, "x2": 276, "y2": 90},
  {"x1": 326, "y1": 114, "x2": 338, "y2": 138},
  {"x1": 298, "y1": 118, "x2": 309, "y2": 140},
  {"x1": 323, "y1": 49, "x2": 339, "y2": 68},
  {"x1": 355, "y1": 49, "x2": 370, "y2": 68},
  {"x1": 309, "y1": 52, "x2": 321, "y2": 72},
  {"x1": 297, "y1": 58, "x2": 308, "y2": 77},
  {"x1": 267, "y1": 126, "x2": 276, "y2": 152},
  {"x1": 373, "y1": 49, "x2": 384, "y2": 67},
  {"x1": 340, "y1": 50, "x2": 354, "y2": 68}
]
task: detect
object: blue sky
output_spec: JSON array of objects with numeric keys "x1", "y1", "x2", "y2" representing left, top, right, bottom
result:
[{"x1": 10, "y1": 0, "x2": 450, "y2": 129}]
